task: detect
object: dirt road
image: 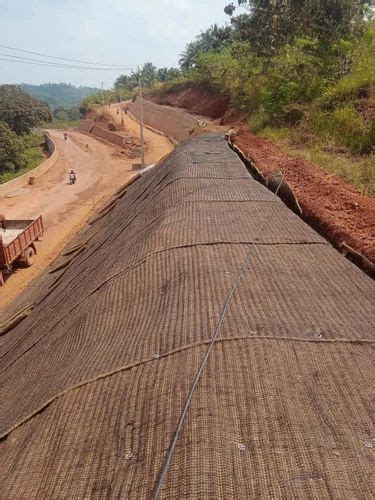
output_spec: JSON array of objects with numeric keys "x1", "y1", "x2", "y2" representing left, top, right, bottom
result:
[
  {"x1": 107, "y1": 102, "x2": 175, "y2": 160},
  {"x1": 0, "y1": 121, "x2": 173, "y2": 311}
]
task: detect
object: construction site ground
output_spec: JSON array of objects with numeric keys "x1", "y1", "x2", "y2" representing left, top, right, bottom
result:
[{"x1": 0, "y1": 119, "x2": 173, "y2": 312}]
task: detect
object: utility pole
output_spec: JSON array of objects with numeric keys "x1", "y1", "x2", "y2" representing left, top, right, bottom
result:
[
  {"x1": 138, "y1": 66, "x2": 145, "y2": 168},
  {"x1": 120, "y1": 96, "x2": 124, "y2": 127},
  {"x1": 101, "y1": 82, "x2": 104, "y2": 106}
]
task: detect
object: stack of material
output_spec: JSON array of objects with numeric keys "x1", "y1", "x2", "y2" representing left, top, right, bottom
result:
[
  {"x1": 0, "y1": 134, "x2": 373, "y2": 498},
  {"x1": 121, "y1": 137, "x2": 142, "y2": 158}
]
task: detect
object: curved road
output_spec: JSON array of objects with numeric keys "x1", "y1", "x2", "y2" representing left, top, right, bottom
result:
[{"x1": 0, "y1": 122, "x2": 173, "y2": 310}]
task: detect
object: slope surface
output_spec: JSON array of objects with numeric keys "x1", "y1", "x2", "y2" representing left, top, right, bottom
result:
[{"x1": 0, "y1": 134, "x2": 374, "y2": 498}]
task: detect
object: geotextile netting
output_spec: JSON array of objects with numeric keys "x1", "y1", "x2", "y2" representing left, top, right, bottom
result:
[{"x1": 0, "y1": 134, "x2": 374, "y2": 498}]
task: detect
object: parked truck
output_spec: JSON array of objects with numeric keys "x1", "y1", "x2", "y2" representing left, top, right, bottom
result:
[{"x1": 0, "y1": 216, "x2": 43, "y2": 285}]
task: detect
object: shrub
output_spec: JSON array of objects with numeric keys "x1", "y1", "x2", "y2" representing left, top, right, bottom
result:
[{"x1": 308, "y1": 104, "x2": 373, "y2": 153}]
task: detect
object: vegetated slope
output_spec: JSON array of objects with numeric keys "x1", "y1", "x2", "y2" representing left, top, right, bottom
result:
[
  {"x1": 232, "y1": 128, "x2": 375, "y2": 264},
  {"x1": 20, "y1": 83, "x2": 99, "y2": 109},
  {"x1": 146, "y1": 6, "x2": 374, "y2": 194},
  {"x1": 0, "y1": 134, "x2": 373, "y2": 498}
]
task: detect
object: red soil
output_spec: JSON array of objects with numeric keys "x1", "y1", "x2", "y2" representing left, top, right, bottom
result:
[
  {"x1": 232, "y1": 129, "x2": 375, "y2": 265},
  {"x1": 148, "y1": 87, "x2": 229, "y2": 120}
]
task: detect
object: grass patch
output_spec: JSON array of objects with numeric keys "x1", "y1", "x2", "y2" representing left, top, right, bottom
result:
[
  {"x1": 291, "y1": 145, "x2": 374, "y2": 195},
  {"x1": 0, "y1": 131, "x2": 46, "y2": 184},
  {"x1": 261, "y1": 126, "x2": 375, "y2": 195}
]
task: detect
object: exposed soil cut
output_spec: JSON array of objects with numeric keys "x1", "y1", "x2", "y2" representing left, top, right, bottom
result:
[
  {"x1": 232, "y1": 129, "x2": 375, "y2": 265},
  {"x1": 148, "y1": 87, "x2": 230, "y2": 120}
]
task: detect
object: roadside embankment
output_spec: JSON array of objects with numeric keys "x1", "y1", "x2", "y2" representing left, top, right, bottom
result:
[
  {"x1": 231, "y1": 129, "x2": 375, "y2": 269},
  {"x1": 128, "y1": 96, "x2": 206, "y2": 142},
  {"x1": 147, "y1": 86, "x2": 248, "y2": 125},
  {"x1": 129, "y1": 89, "x2": 374, "y2": 273}
]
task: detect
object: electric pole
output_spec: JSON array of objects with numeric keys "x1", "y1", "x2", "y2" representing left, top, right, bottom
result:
[{"x1": 138, "y1": 66, "x2": 145, "y2": 168}]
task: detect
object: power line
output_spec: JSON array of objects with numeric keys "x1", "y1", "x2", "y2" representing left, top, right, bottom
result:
[
  {"x1": 0, "y1": 43, "x2": 130, "y2": 68},
  {"x1": 0, "y1": 56, "x2": 132, "y2": 71}
]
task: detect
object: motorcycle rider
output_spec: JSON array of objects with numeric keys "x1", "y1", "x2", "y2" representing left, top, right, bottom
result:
[
  {"x1": 64, "y1": 132, "x2": 67, "y2": 141},
  {"x1": 69, "y1": 169, "x2": 76, "y2": 184}
]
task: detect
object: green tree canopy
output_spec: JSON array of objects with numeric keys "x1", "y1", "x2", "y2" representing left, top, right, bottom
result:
[
  {"x1": 0, "y1": 85, "x2": 51, "y2": 135},
  {"x1": 179, "y1": 24, "x2": 232, "y2": 69},
  {"x1": 224, "y1": 0, "x2": 369, "y2": 56},
  {"x1": 114, "y1": 64, "x2": 180, "y2": 90},
  {"x1": 0, "y1": 121, "x2": 25, "y2": 174}
]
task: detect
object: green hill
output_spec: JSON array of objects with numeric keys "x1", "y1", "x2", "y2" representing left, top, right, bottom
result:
[{"x1": 20, "y1": 83, "x2": 99, "y2": 109}]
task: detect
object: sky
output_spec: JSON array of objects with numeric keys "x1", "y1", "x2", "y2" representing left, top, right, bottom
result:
[{"x1": 0, "y1": 0, "x2": 229, "y2": 89}]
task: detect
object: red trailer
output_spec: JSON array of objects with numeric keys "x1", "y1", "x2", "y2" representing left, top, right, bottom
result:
[{"x1": 0, "y1": 216, "x2": 44, "y2": 285}]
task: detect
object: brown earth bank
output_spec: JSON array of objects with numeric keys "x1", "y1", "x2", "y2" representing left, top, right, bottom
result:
[
  {"x1": 148, "y1": 87, "x2": 248, "y2": 125},
  {"x1": 148, "y1": 87, "x2": 229, "y2": 120},
  {"x1": 232, "y1": 129, "x2": 375, "y2": 266}
]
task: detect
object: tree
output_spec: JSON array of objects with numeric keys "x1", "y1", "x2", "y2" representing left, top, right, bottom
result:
[
  {"x1": 0, "y1": 121, "x2": 25, "y2": 174},
  {"x1": 179, "y1": 24, "x2": 232, "y2": 69},
  {"x1": 224, "y1": 0, "x2": 369, "y2": 56},
  {"x1": 167, "y1": 68, "x2": 181, "y2": 80},
  {"x1": 141, "y1": 62, "x2": 157, "y2": 87},
  {"x1": 114, "y1": 74, "x2": 138, "y2": 90},
  {"x1": 157, "y1": 68, "x2": 170, "y2": 82},
  {"x1": 54, "y1": 110, "x2": 70, "y2": 121},
  {"x1": 0, "y1": 85, "x2": 51, "y2": 135}
]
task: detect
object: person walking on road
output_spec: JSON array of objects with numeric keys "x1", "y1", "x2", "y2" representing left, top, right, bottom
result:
[{"x1": 0, "y1": 213, "x2": 6, "y2": 231}]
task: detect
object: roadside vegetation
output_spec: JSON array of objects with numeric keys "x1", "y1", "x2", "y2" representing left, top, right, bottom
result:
[
  {"x1": 79, "y1": 64, "x2": 181, "y2": 115},
  {"x1": 110, "y1": 1, "x2": 374, "y2": 194},
  {"x1": 0, "y1": 85, "x2": 51, "y2": 183}
]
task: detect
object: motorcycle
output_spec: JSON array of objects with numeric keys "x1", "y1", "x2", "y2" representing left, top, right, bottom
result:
[{"x1": 69, "y1": 172, "x2": 76, "y2": 185}]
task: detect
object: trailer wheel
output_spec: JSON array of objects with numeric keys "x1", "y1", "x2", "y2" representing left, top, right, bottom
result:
[{"x1": 22, "y1": 247, "x2": 35, "y2": 267}]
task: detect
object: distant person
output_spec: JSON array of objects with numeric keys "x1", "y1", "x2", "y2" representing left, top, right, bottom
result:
[
  {"x1": 68, "y1": 169, "x2": 76, "y2": 184},
  {"x1": 0, "y1": 213, "x2": 6, "y2": 231},
  {"x1": 64, "y1": 132, "x2": 67, "y2": 141}
]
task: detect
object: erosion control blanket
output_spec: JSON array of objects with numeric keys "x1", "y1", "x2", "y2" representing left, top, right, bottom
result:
[{"x1": 0, "y1": 134, "x2": 374, "y2": 498}]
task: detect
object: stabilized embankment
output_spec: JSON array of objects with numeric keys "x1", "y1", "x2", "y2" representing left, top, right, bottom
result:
[
  {"x1": 128, "y1": 95, "x2": 205, "y2": 142},
  {"x1": 0, "y1": 134, "x2": 373, "y2": 498},
  {"x1": 131, "y1": 89, "x2": 375, "y2": 272}
]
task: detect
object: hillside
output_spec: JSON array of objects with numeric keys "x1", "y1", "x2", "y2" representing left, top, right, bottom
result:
[
  {"x1": 141, "y1": 5, "x2": 374, "y2": 195},
  {"x1": 20, "y1": 83, "x2": 99, "y2": 109}
]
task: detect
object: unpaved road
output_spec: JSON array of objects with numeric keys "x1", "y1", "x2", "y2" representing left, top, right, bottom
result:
[
  {"x1": 107, "y1": 102, "x2": 175, "y2": 160},
  {"x1": 0, "y1": 121, "x2": 173, "y2": 311}
]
